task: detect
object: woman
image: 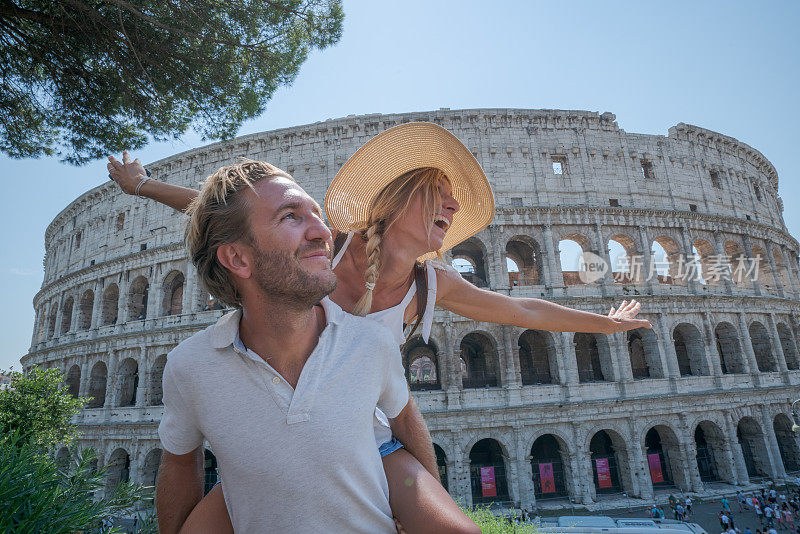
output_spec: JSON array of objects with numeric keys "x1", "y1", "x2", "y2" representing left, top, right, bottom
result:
[{"x1": 108, "y1": 123, "x2": 650, "y2": 533}]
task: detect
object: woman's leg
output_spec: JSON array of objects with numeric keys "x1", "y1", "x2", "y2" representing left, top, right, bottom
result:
[
  {"x1": 178, "y1": 484, "x2": 234, "y2": 534},
  {"x1": 382, "y1": 448, "x2": 480, "y2": 534}
]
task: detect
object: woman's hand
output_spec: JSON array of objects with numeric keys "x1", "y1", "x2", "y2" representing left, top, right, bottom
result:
[
  {"x1": 607, "y1": 300, "x2": 652, "y2": 333},
  {"x1": 107, "y1": 151, "x2": 147, "y2": 195}
]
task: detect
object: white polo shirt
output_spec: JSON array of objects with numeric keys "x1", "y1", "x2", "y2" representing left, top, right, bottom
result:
[{"x1": 158, "y1": 297, "x2": 409, "y2": 533}]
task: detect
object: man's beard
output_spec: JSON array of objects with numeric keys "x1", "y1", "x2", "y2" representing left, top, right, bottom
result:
[{"x1": 250, "y1": 242, "x2": 337, "y2": 309}]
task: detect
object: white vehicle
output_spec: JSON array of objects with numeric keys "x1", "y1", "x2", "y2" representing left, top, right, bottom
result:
[{"x1": 536, "y1": 515, "x2": 709, "y2": 533}]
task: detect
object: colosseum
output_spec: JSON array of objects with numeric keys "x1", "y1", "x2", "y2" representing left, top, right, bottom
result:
[{"x1": 22, "y1": 108, "x2": 800, "y2": 511}]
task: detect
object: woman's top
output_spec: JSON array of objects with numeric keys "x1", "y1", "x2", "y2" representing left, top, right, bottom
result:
[{"x1": 331, "y1": 231, "x2": 439, "y2": 446}]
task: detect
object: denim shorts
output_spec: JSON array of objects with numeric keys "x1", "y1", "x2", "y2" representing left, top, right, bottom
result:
[{"x1": 378, "y1": 437, "x2": 404, "y2": 457}]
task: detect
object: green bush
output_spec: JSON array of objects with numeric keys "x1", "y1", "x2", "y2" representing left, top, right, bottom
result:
[
  {"x1": 463, "y1": 506, "x2": 542, "y2": 533},
  {"x1": 0, "y1": 432, "x2": 156, "y2": 534}
]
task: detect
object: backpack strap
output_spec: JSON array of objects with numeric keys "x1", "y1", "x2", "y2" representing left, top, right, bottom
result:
[{"x1": 404, "y1": 260, "x2": 428, "y2": 340}]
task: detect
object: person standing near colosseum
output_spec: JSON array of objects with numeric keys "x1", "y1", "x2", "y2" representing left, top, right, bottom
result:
[{"x1": 108, "y1": 122, "x2": 651, "y2": 533}]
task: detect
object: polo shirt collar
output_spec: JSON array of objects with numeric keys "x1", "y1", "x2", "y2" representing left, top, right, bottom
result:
[{"x1": 209, "y1": 297, "x2": 343, "y2": 350}]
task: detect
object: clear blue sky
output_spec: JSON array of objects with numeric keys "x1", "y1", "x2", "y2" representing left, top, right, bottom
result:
[{"x1": 2, "y1": 0, "x2": 799, "y2": 371}]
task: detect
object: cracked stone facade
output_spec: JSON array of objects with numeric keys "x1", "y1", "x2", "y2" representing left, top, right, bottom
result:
[{"x1": 23, "y1": 108, "x2": 800, "y2": 509}]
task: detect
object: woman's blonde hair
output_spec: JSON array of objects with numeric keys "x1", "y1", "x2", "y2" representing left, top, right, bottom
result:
[
  {"x1": 351, "y1": 167, "x2": 447, "y2": 316},
  {"x1": 185, "y1": 159, "x2": 292, "y2": 309}
]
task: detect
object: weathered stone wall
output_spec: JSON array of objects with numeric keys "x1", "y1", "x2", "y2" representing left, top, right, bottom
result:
[{"x1": 24, "y1": 109, "x2": 800, "y2": 509}]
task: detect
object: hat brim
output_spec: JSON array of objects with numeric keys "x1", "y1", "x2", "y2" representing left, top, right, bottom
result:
[{"x1": 324, "y1": 122, "x2": 495, "y2": 261}]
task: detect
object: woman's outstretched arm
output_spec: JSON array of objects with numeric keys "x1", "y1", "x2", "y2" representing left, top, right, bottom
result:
[
  {"x1": 434, "y1": 262, "x2": 651, "y2": 334},
  {"x1": 107, "y1": 151, "x2": 198, "y2": 212}
]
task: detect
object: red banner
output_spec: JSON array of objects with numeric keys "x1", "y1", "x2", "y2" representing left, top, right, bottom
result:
[
  {"x1": 539, "y1": 463, "x2": 555, "y2": 493},
  {"x1": 595, "y1": 458, "x2": 612, "y2": 488},
  {"x1": 648, "y1": 453, "x2": 664, "y2": 483},
  {"x1": 480, "y1": 467, "x2": 497, "y2": 497}
]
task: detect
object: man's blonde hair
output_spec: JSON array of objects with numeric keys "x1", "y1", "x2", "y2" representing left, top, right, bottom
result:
[{"x1": 185, "y1": 159, "x2": 293, "y2": 309}]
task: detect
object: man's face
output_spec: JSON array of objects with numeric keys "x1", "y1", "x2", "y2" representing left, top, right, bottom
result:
[{"x1": 243, "y1": 177, "x2": 336, "y2": 307}]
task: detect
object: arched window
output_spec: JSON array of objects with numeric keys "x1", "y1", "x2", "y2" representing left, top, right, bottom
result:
[
  {"x1": 79, "y1": 290, "x2": 94, "y2": 330},
  {"x1": 518, "y1": 330, "x2": 556, "y2": 385},
  {"x1": 128, "y1": 276, "x2": 149, "y2": 320},
  {"x1": 101, "y1": 284, "x2": 119, "y2": 326},
  {"x1": 65, "y1": 364, "x2": 81, "y2": 398},
  {"x1": 87, "y1": 361, "x2": 107, "y2": 408},
  {"x1": 469, "y1": 439, "x2": 509, "y2": 504},
  {"x1": 460, "y1": 333, "x2": 499, "y2": 388},
  {"x1": 117, "y1": 358, "x2": 139, "y2": 407},
  {"x1": 162, "y1": 271, "x2": 185, "y2": 316},
  {"x1": 60, "y1": 297, "x2": 74, "y2": 334}
]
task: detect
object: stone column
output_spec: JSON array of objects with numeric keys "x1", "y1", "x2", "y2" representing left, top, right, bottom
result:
[
  {"x1": 656, "y1": 314, "x2": 680, "y2": 380},
  {"x1": 90, "y1": 282, "x2": 103, "y2": 330},
  {"x1": 627, "y1": 420, "x2": 652, "y2": 500},
  {"x1": 560, "y1": 332, "x2": 582, "y2": 402},
  {"x1": 105, "y1": 350, "x2": 119, "y2": 408},
  {"x1": 135, "y1": 346, "x2": 149, "y2": 408},
  {"x1": 542, "y1": 224, "x2": 564, "y2": 289},
  {"x1": 442, "y1": 320, "x2": 462, "y2": 409},
  {"x1": 777, "y1": 246, "x2": 800, "y2": 298},
  {"x1": 117, "y1": 276, "x2": 129, "y2": 324},
  {"x1": 725, "y1": 413, "x2": 750, "y2": 484},
  {"x1": 502, "y1": 326, "x2": 522, "y2": 406},
  {"x1": 681, "y1": 439, "x2": 704, "y2": 492},
  {"x1": 79, "y1": 360, "x2": 91, "y2": 398},
  {"x1": 765, "y1": 243, "x2": 785, "y2": 297},
  {"x1": 738, "y1": 313, "x2": 760, "y2": 379},
  {"x1": 680, "y1": 226, "x2": 699, "y2": 293},
  {"x1": 741, "y1": 234, "x2": 762, "y2": 294},
  {"x1": 767, "y1": 313, "x2": 790, "y2": 375},
  {"x1": 760, "y1": 405, "x2": 787, "y2": 480},
  {"x1": 53, "y1": 294, "x2": 65, "y2": 336},
  {"x1": 712, "y1": 231, "x2": 734, "y2": 294},
  {"x1": 452, "y1": 446, "x2": 472, "y2": 507},
  {"x1": 516, "y1": 434, "x2": 536, "y2": 510},
  {"x1": 701, "y1": 312, "x2": 724, "y2": 382},
  {"x1": 505, "y1": 429, "x2": 522, "y2": 507},
  {"x1": 572, "y1": 447, "x2": 594, "y2": 504},
  {"x1": 183, "y1": 262, "x2": 198, "y2": 314},
  {"x1": 146, "y1": 278, "x2": 162, "y2": 319},
  {"x1": 637, "y1": 225, "x2": 654, "y2": 288},
  {"x1": 612, "y1": 332, "x2": 634, "y2": 382},
  {"x1": 593, "y1": 222, "x2": 613, "y2": 288}
]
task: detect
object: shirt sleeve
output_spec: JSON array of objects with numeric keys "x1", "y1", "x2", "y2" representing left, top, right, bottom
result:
[
  {"x1": 377, "y1": 340, "x2": 409, "y2": 419},
  {"x1": 157, "y1": 358, "x2": 204, "y2": 455}
]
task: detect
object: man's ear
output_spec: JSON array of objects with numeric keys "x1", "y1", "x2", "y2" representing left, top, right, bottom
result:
[{"x1": 217, "y1": 242, "x2": 253, "y2": 279}]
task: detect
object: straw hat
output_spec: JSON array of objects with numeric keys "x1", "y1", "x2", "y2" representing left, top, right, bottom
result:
[{"x1": 324, "y1": 122, "x2": 495, "y2": 260}]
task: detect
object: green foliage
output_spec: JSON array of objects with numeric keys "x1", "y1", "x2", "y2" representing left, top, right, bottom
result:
[
  {"x1": 0, "y1": 431, "x2": 155, "y2": 534},
  {"x1": 0, "y1": 0, "x2": 344, "y2": 164},
  {"x1": 0, "y1": 366, "x2": 85, "y2": 451},
  {"x1": 462, "y1": 506, "x2": 542, "y2": 533}
]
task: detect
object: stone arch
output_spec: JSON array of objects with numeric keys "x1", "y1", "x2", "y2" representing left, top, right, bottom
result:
[
  {"x1": 628, "y1": 327, "x2": 662, "y2": 379},
  {"x1": 530, "y1": 433, "x2": 571, "y2": 498},
  {"x1": 559, "y1": 233, "x2": 592, "y2": 286},
  {"x1": 589, "y1": 429, "x2": 632, "y2": 495},
  {"x1": 749, "y1": 321, "x2": 777, "y2": 372},
  {"x1": 608, "y1": 233, "x2": 639, "y2": 284},
  {"x1": 672, "y1": 323, "x2": 708, "y2": 376},
  {"x1": 518, "y1": 329, "x2": 557, "y2": 385},
  {"x1": 460, "y1": 331, "x2": 500, "y2": 388},
  {"x1": 101, "y1": 284, "x2": 119, "y2": 326},
  {"x1": 128, "y1": 276, "x2": 149, "y2": 320},
  {"x1": 403, "y1": 337, "x2": 441, "y2": 391},
  {"x1": 451, "y1": 237, "x2": 490, "y2": 288},
  {"x1": 469, "y1": 438, "x2": 510, "y2": 504},
  {"x1": 60, "y1": 296, "x2": 74, "y2": 334},
  {"x1": 141, "y1": 448, "x2": 162, "y2": 488},
  {"x1": 574, "y1": 332, "x2": 611, "y2": 382},
  {"x1": 651, "y1": 236, "x2": 682, "y2": 285},
  {"x1": 751, "y1": 245, "x2": 775, "y2": 290},
  {"x1": 433, "y1": 443, "x2": 448, "y2": 492},
  {"x1": 737, "y1": 416, "x2": 770, "y2": 479},
  {"x1": 78, "y1": 290, "x2": 94, "y2": 330},
  {"x1": 725, "y1": 240, "x2": 749, "y2": 286},
  {"x1": 149, "y1": 354, "x2": 167, "y2": 405},
  {"x1": 694, "y1": 420, "x2": 730, "y2": 483},
  {"x1": 204, "y1": 449, "x2": 219, "y2": 495},
  {"x1": 505, "y1": 235, "x2": 543, "y2": 286},
  {"x1": 65, "y1": 364, "x2": 81, "y2": 398},
  {"x1": 715, "y1": 322, "x2": 746, "y2": 374},
  {"x1": 87, "y1": 361, "x2": 107, "y2": 408},
  {"x1": 117, "y1": 358, "x2": 139, "y2": 407},
  {"x1": 161, "y1": 270, "x2": 185, "y2": 316},
  {"x1": 643, "y1": 425, "x2": 684, "y2": 489},
  {"x1": 777, "y1": 322, "x2": 799, "y2": 370},
  {"x1": 104, "y1": 448, "x2": 130, "y2": 496},
  {"x1": 774, "y1": 414, "x2": 800, "y2": 473}
]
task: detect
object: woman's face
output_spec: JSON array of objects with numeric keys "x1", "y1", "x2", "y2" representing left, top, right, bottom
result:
[{"x1": 390, "y1": 179, "x2": 460, "y2": 254}]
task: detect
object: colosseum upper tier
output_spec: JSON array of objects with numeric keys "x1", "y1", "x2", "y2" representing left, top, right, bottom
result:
[{"x1": 23, "y1": 108, "x2": 800, "y2": 509}]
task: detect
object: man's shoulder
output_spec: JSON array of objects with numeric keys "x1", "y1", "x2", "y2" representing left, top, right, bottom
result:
[
  {"x1": 337, "y1": 313, "x2": 397, "y2": 348},
  {"x1": 165, "y1": 322, "x2": 219, "y2": 370}
]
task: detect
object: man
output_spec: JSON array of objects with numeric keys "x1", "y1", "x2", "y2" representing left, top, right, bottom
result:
[{"x1": 142, "y1": 159, "x2": 430, "y2": 533}]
